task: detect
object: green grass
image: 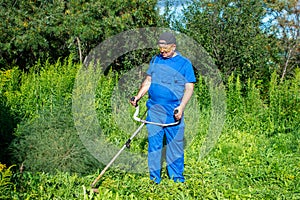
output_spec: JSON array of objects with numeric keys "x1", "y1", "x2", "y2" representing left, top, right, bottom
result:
[
  {"x1": 4, "y1": 127, "x2": 299, "y2": 199},
  {"x1": 1, "y1": 59, "x2": 299, "y2": 199}
]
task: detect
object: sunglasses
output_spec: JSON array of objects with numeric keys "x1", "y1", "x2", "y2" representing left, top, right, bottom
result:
[{"x1": 158, "y1": 44, "x2": 174, "y2": 53}]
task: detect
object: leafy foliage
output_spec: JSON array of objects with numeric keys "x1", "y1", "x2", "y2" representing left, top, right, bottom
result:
[
  {"x1": 178, "y1": 0, "x2": 276, "y2": 82},
  {"x1": 3, "y1": 56, "x2": 77, "y2": 120},
  {"x1": 3, "y1": 57, "x2": 100, "y2": 174},
  {"x1": 4, "y1": 127, "x2": 300, "y2": 199},
  {"x1": 0, "y1": 0, "x2": 163, "y2": 69},
  {"x1": 0, "y1": 58, "x2": 298, "y2": 198},
  {"x1": 0, "y1": 68, "x2": 21, "y2": 163},
  {"x1": 161, "y1": 0, "x2": 299, "y2": 86},
  {"x1": 0, "y1": 1, "x2": 299, "y2": 198},
  {"x1": 267, "y1": 69, "x2": 300, "y2": 136},
  {"x1": 263, "y1": 0, "x2": 300, "y2": 80},
  {"x1": 10, "y1": 108, "x2": 100, "y2": 174},
  {"x1": 225, "y1": 69, "x2": 300, "y2": 135},
  {"x1": 0, "y1": 163, "x2": 15, "y2": 199}
]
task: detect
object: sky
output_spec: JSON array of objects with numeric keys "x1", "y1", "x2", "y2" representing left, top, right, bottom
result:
[
  {"x1": 156, "y1": 0, "x2": 188, "y2": 17},
  {"x1": 156, "y1": 0, "x2": 300, "y2": 39}
]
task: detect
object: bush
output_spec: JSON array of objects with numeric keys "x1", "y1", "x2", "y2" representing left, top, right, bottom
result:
[
  {"x1": 8, "y1": 57, "x2": 101, "y2": 174},
  {"x1": 10, "y1": 108, "x2": 100, "y2": 174},
  {"x1": 267, "y1": 70, "x2": 300, "y2": 136}
]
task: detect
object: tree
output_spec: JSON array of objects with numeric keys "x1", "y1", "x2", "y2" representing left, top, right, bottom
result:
[
  {"x1": 0, "y1": 0, "x2": 163, "y2": 69},
  {"x1": 263, "y1": 0, "x2": 300, "y2": 81},
  {"x1": 164, "y1": 0, "x2": 281, "y2": 84}
]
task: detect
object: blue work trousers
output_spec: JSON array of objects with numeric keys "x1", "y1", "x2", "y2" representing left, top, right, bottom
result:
[{"x1": 146, "y1": 100, "x2": 185, "y2": 184}]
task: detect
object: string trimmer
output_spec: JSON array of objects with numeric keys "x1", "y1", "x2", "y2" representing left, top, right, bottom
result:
[{"x1": 91, "y1": 97, "x2": 179, "y2": 192}]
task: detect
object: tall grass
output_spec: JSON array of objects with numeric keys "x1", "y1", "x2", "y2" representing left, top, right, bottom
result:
[
  {"x1": 3, "y1": 57, "x2": 100, "y2": 174},
  {"x1": 0, "y1": 59, "x2": 299, "y2": 199},
  {"x1": 226, "y1": 70, "x2": 299, "y2": 136},
  {"x1": 0, "y1": 68, "x2": 21, "y2": 163}
]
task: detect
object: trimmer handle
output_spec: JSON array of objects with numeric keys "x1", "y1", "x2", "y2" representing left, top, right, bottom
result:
[
  {"x1": 130, "y1": 96, "x2": 138, "y2": 107},
  {"x1": 130, "y1": 97, "x2": 180, "y2": 127},
  {"x1": 174, "y1": 109, "x2": 178, "y2": 115}
]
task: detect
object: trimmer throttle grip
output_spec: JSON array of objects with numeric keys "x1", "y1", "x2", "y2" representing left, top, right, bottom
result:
[{"x1": 131, "y1": 96, "x2": 138, "y2": 107}]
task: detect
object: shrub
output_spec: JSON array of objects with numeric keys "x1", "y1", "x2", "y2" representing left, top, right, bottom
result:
[
  {"x1": 9, "y1": 57, "x2": 101, "y2": 174},
  {"x1": 268, "y1": 70, "x2": 300, "y2": 136},
  {"x1": 10, "y1": 108, "x2": 100, "y2": 174}
]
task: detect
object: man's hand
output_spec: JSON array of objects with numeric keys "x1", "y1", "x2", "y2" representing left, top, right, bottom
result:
[
  {"x1": 174, "y1": 82, "x2": 194, "y2": 121},
  {"x1": 174, "y1": 106, "x2": 183, "y2": 121},
  {"x1": 130, "y1": 96, "x2": 139, "y2": 107}
]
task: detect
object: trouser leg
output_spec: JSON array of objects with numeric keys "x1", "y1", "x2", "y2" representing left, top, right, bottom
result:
[
  {"x1": 165, "y1": 124, "x2": 185, "y2": 183},
  {"x1": 147, "y1": 124, "x2": 164, "y2": 184}
]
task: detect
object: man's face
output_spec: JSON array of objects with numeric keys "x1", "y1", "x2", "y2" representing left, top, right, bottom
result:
[{"x1": 158, "y1": 40, "x2": 176, "y2": 58}]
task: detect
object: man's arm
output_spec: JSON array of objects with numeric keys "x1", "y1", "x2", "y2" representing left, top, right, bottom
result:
[
  {"x1": 174, "y1": 82, "x2": 194, "y2": 120},
  {"x1": 130, "y1": 75, "x2": 151, "y2": 106}
]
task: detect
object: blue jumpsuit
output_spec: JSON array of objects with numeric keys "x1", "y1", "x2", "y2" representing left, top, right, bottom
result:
[{"x1": 146, "y1": 52, "x2": 196, "y2": 184}]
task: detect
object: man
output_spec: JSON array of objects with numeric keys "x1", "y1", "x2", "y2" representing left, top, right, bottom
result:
[{"x1": 130, "y1": 32, "x2": 196, "y2": 184}]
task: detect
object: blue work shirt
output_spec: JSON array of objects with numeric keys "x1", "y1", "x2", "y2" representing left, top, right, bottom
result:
[{"x1": 147, "y1": 52, "x2": 196, "y2": 104}]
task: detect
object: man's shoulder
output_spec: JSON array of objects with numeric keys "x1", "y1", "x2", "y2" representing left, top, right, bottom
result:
[
  {"x1": 176, "y1": 53, "x2": 192, "y2": 65},
  {"x1": 150, "y1": 54, "x2": 163, "y2": 62}
]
